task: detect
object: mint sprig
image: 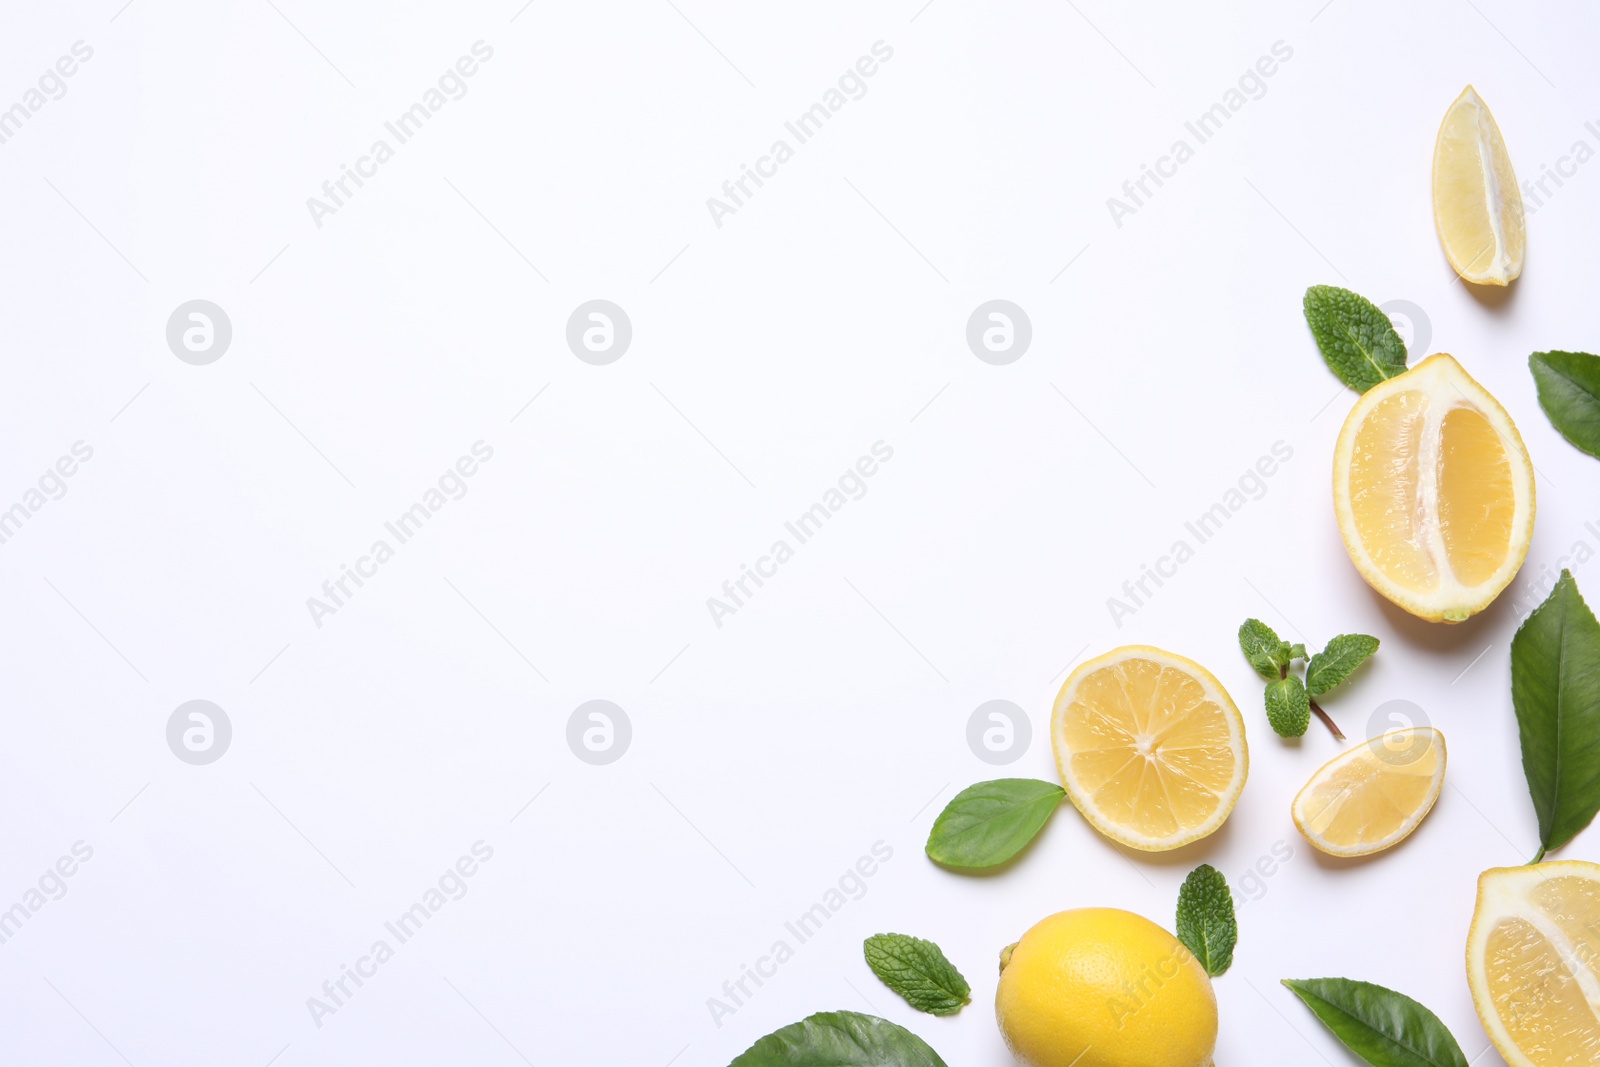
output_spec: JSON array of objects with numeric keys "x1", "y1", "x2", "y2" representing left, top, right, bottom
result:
[
  {"x1": 1303, "y1": 285, "x2": 1410, "y2": 392},
  {"x1": 863, "y1": 934, "x2": 971, "y2": 1016},
  {"x1": 1238, "y1": 619, "x2": 1377, "y2": 739},
  {"x1": 1175, "y1": 865, "x2": 1236, "y2": 976}
]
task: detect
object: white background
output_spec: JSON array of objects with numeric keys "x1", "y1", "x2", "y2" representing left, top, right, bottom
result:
[{"x1": 1, "y1": 0, "x2": 1598, "y2": 1064}]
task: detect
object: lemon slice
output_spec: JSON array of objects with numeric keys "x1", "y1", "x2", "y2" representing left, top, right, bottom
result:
[
  {"x1": 1433, "y1": 85, "x2": 1525, "y2": 285},
  {"x1": 1051, "y1": 646, "x2": 1247, "y2": 852},
  {"x1": 1333, "y1": 353, "x2": 1534, "y2": 622},
  {"x1": 1291, "y1": 727, "x2": 1445, "y2": 857},
  {"x1": 1467, "y1": 862, "x2": 1600, "y2": 1067}
]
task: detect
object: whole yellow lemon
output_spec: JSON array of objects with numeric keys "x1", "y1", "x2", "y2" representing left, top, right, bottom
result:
[{"x1": 995, "y1": 908, "x2": 1216, "y2": 1067}]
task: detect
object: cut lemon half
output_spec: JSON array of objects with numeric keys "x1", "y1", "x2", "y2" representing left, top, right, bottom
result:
[
  {"x1": 1051, "y1": 646, "x2": 1247, "y2": 852},
  {"x1": 1434, "y1": 85, "x2": 1524, "y2": 285},
  {"x1": 1333, "y1": 353, "x2": 1534, "y2": 622},
  {"x1": 1467, "y1": 862, "x2": 1600, "y2": 1067},
  {"x1": 1291, "y1": 727, "x2": 1445, "y2": 857}
]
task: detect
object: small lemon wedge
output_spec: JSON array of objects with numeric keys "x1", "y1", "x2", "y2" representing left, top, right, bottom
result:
[
  {"x1": 1292, "y1": 727, "x2": 1445, "y2": 857},
  {"x1": 1433, "y1": 85, "x2": 1525, "y2": 285}
]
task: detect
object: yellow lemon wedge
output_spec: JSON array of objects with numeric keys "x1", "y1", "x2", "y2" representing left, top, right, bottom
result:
[
  {"x1": 1467, "y1": 862, "x2": 1600, "y2": 1067},
  {"x1": 1051, "y1": 646, "x2": 1247, "y2": 852},
  {"x1": 1433, "y1": 85, "x2": 1525, "y2": 285},
  {"x1": 1333, "y1": 353, "x2": 1534, "y2": 622},
  {"x1": 1291, "y1": 727, "x2": 1445, "y2": 857}
]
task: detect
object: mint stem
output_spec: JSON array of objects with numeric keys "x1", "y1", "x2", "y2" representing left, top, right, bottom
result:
[{"x1": 1309, "y1": 700, "x2": 1345, "y2": 740}]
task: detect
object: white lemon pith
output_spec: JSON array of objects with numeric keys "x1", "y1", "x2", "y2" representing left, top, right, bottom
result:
[
  {"x1": 1467, "y1": 862, "x2": 1600, "y2": 1067},
  {"x1": 1052, "y1": 646, "x2": 1247, "y2": 852},
  {"x1": 996, "y1": 908, "x2": 1217, "y2": 1067},
  {"x1": 1292, "y1": 727, "x2": 1446, "y2": 857},
  {"x1": 1332, "y1": 354, "x2": 1534, "y2": 622},
  {"x1": 1433, "y1": 85, "x2": 1525, "y2": 285}
]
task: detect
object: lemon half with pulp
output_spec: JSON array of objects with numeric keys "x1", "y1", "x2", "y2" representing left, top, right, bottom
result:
[
  {"x1": 1333, "y1": 353, "x2": 1534, "y2": 622},
  {"x1": 1467, "y1": 861, "x2": 1600, "y2": 1066}
]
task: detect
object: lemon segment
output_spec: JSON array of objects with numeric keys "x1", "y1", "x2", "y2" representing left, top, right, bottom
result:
[
  {"x1": 1291, "y1": 727, "x2": 1445, "y2": 857},
  {"x1": 1467, "y1": 862, "x2": 1600, "y2": 1067},
  {"x1": 996, "y1": 908, "x2": 1217, "y2": 1067},
  {"x1": 1333, "y1": 354, "x2": 1534, "y2": 622},
  {"x1": 1052, "y1": 646, "x2": 1247, "y2": 852},
  {"x1": 1433, "y1": 85, "x2": 1524, "y2": 285}
]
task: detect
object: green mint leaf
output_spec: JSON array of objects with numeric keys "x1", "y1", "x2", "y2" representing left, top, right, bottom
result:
[
  {"x1": 1530, "y1": 351, "x2": 1600, "y2": 459},
  {"x1": 1511, "y1": 570, "x2": 1600, "y2": 856},
  {"x1": 863, "y1": 934, "x2": 971, "y2": 1016},
  {"x1": 1289, "y1": 643, "x2": 1307, "y2": 661},
  {"x1": 1239, "y1": 618, "x2": 1286, "y2": 679},
  {"x1": 1265, "y1": 675, "x2": 1311, "y2": 737},
  {"x1": 1282, "y1": 978, "x2": 1468, "y2": 1067},
  {"x1": 729, "y1": 1010, "x2": 949, "y2": 1067},
  {"x1": 1303, "y1": 285, "x2": 1409, "y2": 393},
  {"x1": 925, "y1": 779, "x2": 1065, "y2": 869},
  {"x1": 1307, "y1": 634, "x2": 1380, "y2": 697},
  {"x1": 1175, "y1": 864, "x2": 1236, "y2": 976}
]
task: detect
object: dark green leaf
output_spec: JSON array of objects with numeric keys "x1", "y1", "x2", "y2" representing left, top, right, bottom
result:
[
  {"x1": 1282, "y1": 978, "x2": 1467, "y2": 1067},
  {"x1": 1239, "y1": 618, "x2": 1286, "y2": 679},
  {"x1": 1307, "y1": 634, "x2": 1380, "y2": 696},
  {"x1": 1175, "y1": 864, "x2": 1236, "y2": 976},
  {"x1": 925, "y1": 779, "x2": 1065, "y2": 869},
  {"x1": 729, "y1": 1010, "x2": 948, "y2": 1067},
  {"x1": 1530, "y1": 351, "x2": 1600, "y2": 459},
  {"x1": 1265, "y1": 675, "x2": 1311, "y2": 737},
  {"x1": 1510, "y1": 570, "x2": 1600, "y2": 856},
  {"x1": 863, "y1": 934, "x2": 971, "y2": 1015},
  {"x1": 1303, "y1": 285, "x2": 1409, "y2": 392}
]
